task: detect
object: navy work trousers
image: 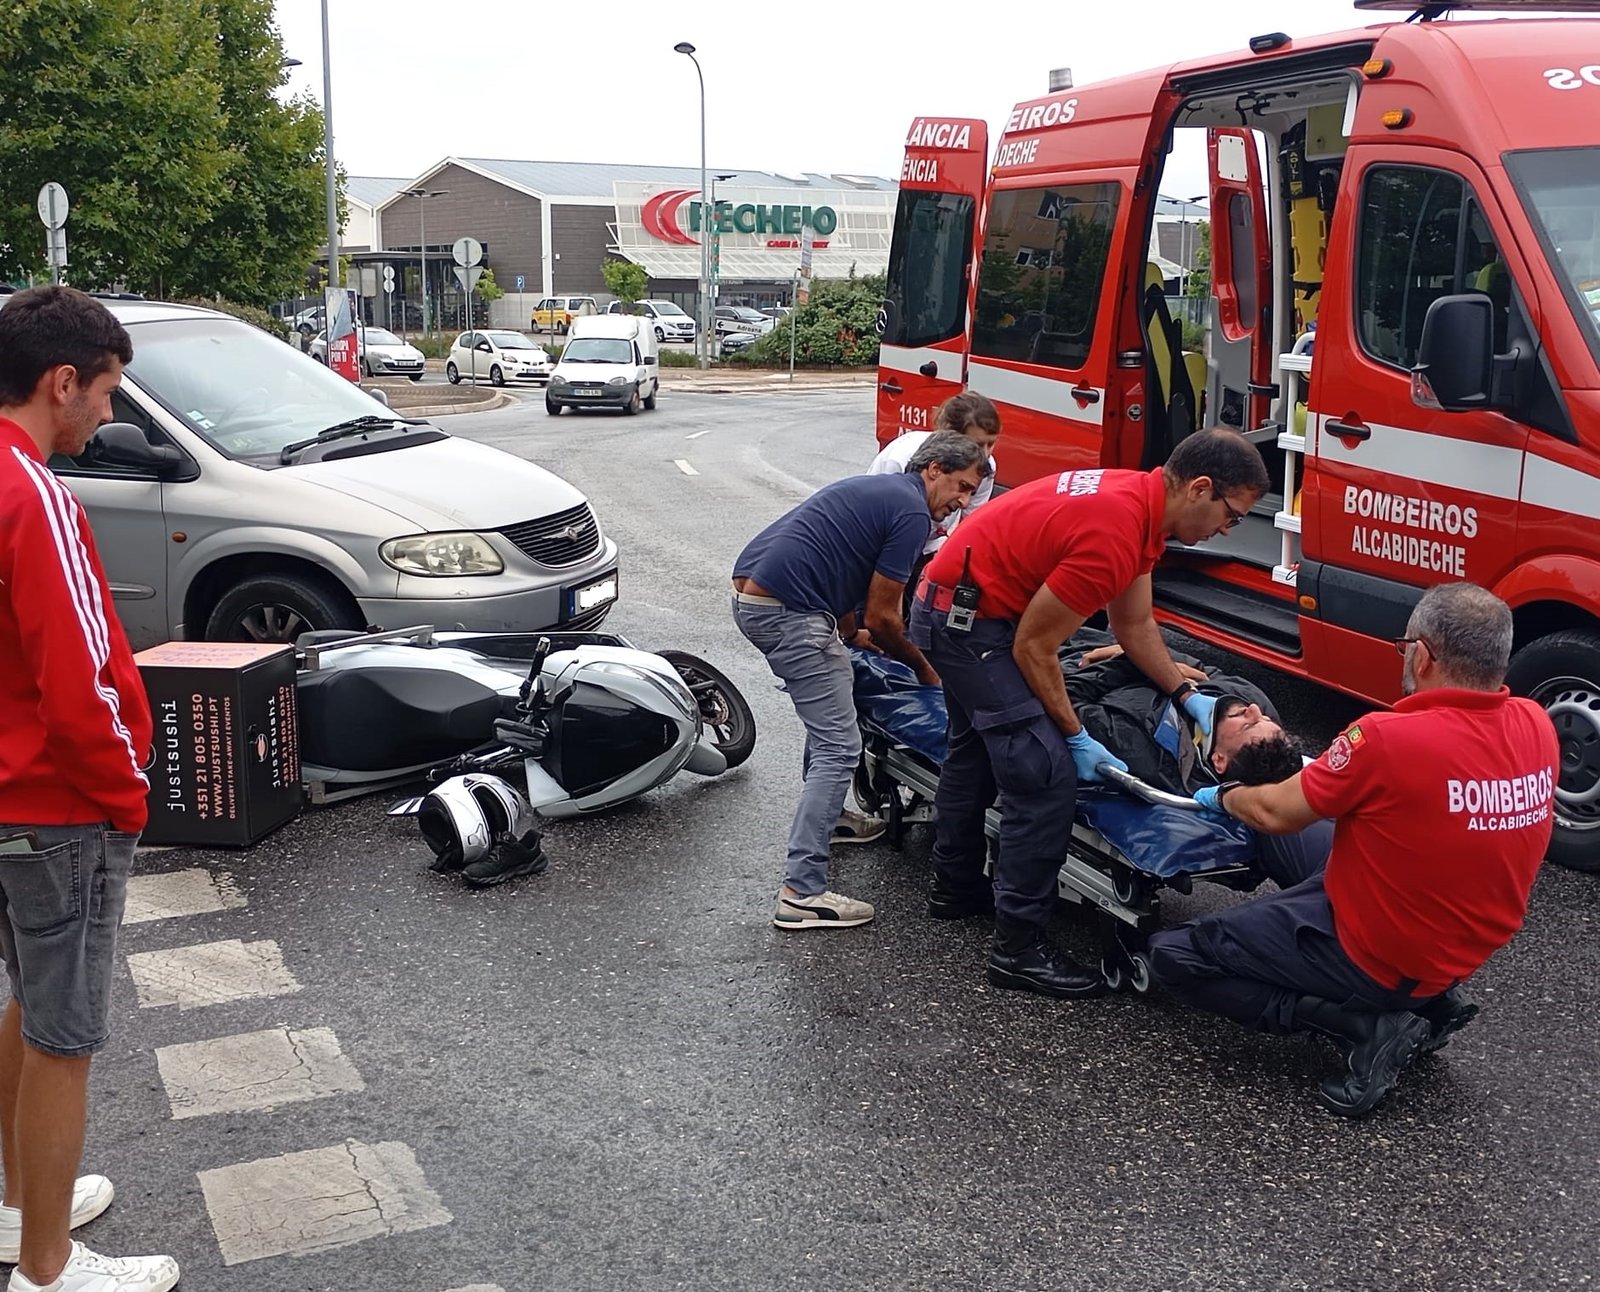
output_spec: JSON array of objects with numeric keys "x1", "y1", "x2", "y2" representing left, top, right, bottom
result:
[
  {"x1": 1148, "y1": 820, "x2": 1441, "y2": 1033},
  {"x1": 911, "y1": 600, "x2": 1076, "y2": 928}
]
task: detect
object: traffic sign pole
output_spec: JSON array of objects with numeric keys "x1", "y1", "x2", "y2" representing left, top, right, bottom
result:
[{"x1": 37, "y1": 183, "x2": 70, "y2": 285}]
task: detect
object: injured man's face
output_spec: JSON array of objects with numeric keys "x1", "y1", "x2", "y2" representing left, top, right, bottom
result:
[{"x1": 1206, "y1": 699, "x2": 1289, "y2": 777}]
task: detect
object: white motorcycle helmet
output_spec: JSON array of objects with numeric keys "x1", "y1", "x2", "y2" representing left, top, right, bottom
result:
[{"x1": 417, "y1": 774, "x2": 538, "y2": 871}]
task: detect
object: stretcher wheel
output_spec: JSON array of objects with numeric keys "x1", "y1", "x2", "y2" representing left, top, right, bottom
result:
[
  {"x1": 883, "y1": 780, "x2": 906, "y2": 846},
  {"x1": 1101, "y1": 960, "x2": 1127, "y2": 992},
  {"x1": 1128, "y1": 952, "x2": 1153, "y2": 994},
  {"x1": 851, "y1": 758, "x2": 883, "y2": 815},
  {"x1": 1111, "y1": 867, "x2": 1149, "y2": 908}
]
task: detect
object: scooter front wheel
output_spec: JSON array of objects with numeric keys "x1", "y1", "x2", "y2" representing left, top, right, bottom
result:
[{"x1": 657, "y1": 650, "x2": 757, "y2": 769}]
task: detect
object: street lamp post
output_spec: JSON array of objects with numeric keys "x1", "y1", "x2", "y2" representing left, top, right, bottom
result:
[
  {"x1": 403, "y1": 188, "x2": 449, "y2": 336},
  {"x1": 674, "y1": 41, "x2": 710, "y2": 370},
  {"x1": 320, "y1": 0, "x2": 338, "y2": 294}
]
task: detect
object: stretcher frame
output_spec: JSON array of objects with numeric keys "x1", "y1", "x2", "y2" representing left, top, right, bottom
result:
[{"x1": 854, "y1": 719, "x2": 1263, "y2": 992}]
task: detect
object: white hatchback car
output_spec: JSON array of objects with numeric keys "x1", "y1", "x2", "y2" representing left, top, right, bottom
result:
[{"x1": 447, "y1": 330, "x2": 553, "y2": 386}]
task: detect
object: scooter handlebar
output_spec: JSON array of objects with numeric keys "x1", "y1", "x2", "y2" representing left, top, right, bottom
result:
[{"x1": 1095, "y1": 763, "x2": 1202, "y2": 811}]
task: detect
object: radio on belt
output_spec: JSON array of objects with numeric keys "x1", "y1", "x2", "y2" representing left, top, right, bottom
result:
[{"x1": 948, "y1": 546, "x2": 980, "y2": 632}]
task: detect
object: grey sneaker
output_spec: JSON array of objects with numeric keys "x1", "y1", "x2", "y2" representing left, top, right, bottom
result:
[
  {"x1": 0, "y1": 1176, "x2": 114, "y2": 1263},
  {"x1": 773, "y1": 887, "x2": 876, "y2": 930},
  {"x1": 830, "y1": 809, "x2": 885, "y2": 845}
]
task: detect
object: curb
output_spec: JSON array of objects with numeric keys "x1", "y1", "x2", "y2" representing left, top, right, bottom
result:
[{"x1": 388, "y1": 391, "x2": 515, "y2": 417}]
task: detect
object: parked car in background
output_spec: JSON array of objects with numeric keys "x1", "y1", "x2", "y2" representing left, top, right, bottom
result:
[
  {"x1": 308, "y1": 326, "x2": 426, "y2": 380},
  {"x1": 447, "y1": 330, "x2": 552, "y2": 385},
  {"x1": 530, "y1": 295, "x2": 599, "y2": 334},
  {"x1": 31, "y1": 299, "x2": 619, "y2": 647},
  {"x1": 760, "y1": 306, "x2": 792, "y2": 322},
  {"x1": 546, "y1": 316, "x2": 659, "y2": 416},
  {"x1": 625, "y1": 299, "x2": 697, "y2": 343},
  {"x1": 719, "y1": 329, "x2": 762, "y2": 355},
  {"x1": 292, "y1": 306, "x2": 324, "y2": 338},
  {"x1": 714, "y1": 306, "x2": 773, "y2": 337}
]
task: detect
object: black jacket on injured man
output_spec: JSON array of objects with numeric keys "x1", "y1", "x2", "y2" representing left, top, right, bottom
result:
[{"x1": 1062, "y1": 627, "x2": 1279, "y2": 797}]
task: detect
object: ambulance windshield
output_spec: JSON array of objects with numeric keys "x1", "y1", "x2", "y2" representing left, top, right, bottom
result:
[{"x1": 1507, "y1": 148, "x2": 1600, "y2": 364}]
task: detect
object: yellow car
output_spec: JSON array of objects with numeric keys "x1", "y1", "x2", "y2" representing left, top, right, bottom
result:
[{"x1": 530, "y1": 295, "x2": 598, "y2": 335}]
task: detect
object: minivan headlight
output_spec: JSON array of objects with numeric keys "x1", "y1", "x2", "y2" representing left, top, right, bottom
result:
[
  {"x1": 380, "y1": 532, "x2": 504, "y2": 576},
  {"x1": 607, "y1": 375, "x2": 629, "y2": 386}
]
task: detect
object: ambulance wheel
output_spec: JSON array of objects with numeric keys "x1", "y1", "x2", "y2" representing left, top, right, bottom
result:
[
  {"x1": 1128, "y1": 951, "x2": 1153, "y2": 994},
  {"x1": 657, "y1": 651, "x2": 756, "y2": 769},
  {"x1": 1507, "y1": 629, "x2": 1600, "y2": 873}
]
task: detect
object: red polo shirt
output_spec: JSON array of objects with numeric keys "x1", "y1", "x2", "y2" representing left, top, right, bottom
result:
[
  {"x1": 1300, "y1": 687, "x2": 1558, "y2": 996},
  {"x1": 923, "y1": 467, "x2": 1169, "y2": 620}
]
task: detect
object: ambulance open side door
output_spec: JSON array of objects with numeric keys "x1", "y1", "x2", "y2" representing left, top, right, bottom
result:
[
  {"x1": 1207, "y1": 127, "x2": 1275, "y2": 439},
  {"x1": 876, "y1": 117, "x2": 988, "y2": 450}
]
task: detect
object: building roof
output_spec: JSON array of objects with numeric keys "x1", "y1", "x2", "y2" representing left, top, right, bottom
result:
[
  {"x1": 382, "y1": 157, "x2": 896, "y2": 204},
  {"x1": 346, "y1": 176, "x2": 409, "y2": 209}
]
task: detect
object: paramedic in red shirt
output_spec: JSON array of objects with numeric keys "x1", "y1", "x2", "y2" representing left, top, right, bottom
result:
[
  {"x1": 0, "y1": 287, "x2": 181, "y2": 1291},
  {"x1": 910, "y1": 428, "x2": 1271, "y2": 999},
  {"x1": 1150, "y1": 582, "x2": 1558, "y2": 1119}
]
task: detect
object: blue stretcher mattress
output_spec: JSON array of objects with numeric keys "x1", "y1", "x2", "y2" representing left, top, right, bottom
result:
[{"x1": 850, "y1": 650, "x2": 1258, "y2": 879}]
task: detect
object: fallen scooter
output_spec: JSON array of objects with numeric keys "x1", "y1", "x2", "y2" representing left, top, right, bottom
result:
[{"x1": 295, "y1": 625, "x2": 756, "y2": 815}]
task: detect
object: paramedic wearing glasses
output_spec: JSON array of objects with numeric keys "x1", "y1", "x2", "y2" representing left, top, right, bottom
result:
[
  {"x1": 1150, "y1": 583, "x2": 1558, "y2": 1118},
  {"x1": 911, "y1": 428, "x2": 1271, "y2": 998}
]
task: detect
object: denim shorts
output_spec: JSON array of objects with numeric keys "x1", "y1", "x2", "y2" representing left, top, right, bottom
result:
[{"x1": 0, "y1": 823, "x2": 137, "y2": 1057}]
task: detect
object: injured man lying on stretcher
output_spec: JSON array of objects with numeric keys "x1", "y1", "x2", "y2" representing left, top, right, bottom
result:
[{"x1": 1062, "y1": 627, "x2": 1303, "y2": 796}]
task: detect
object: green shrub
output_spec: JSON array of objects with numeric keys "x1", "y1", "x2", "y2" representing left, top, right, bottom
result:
[
  {"x1": 178, "y1": 296, "x2": 290, "y2": 340},
  {"x1": 726, "y1": 273, "x2": 884, "y2": 368},
  {"x1": 659, "y1": 349, "x2": 698, "y2": 368},
  {"x1": 1180, "y1": 319, "x2": 1207, "y2": 353}
]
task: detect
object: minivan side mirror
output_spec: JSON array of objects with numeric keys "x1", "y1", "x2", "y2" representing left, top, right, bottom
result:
[
  {"x1": 1412, "y1": 294, "x2": 1493, "y2": 411},
  {"x1": 90, "y1": 422, "x2": 184, "y2": 474}
]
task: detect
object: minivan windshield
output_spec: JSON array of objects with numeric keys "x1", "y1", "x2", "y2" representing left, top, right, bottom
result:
[
  {"x1": 487, "y1": 330, "x2": 537, "y2": 350},
  {"x1": 125, "y1": 316, "x2": 404, "y2": 459},
  {"x1": 562, "y1": 338, "x2": 634, "y2": 364},
  {"x1": 1507, "y1": 147, "x2": 1600, "y2": 365}
]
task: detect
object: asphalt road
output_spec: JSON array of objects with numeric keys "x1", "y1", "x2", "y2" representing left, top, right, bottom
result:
[{"x1": 84, "y1": 388, "x2": 1597, "y2": 1291}]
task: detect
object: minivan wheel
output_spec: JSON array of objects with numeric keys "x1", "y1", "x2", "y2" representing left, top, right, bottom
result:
[
  {"x1": 204, "y1": 573, "x2": 363, "y2": 644},
  {"x1": 490, "y1": 364, "x2": 505, "y2": 387},
  {"x1": 642, "y1": 384, "x2": 657, "y2": 411},
  {"x1": 545, "y1": 396, "x2": 562, "y2": 415},
  {"x1": 654, "y1": 326, "x2": 665, "y2": 342},
  {"x1": 622, "y1": 389, "x2": 640, "y2": 416},
  {"x1": 557, "y1": 321, "x2": 569, "y2": 336},
  {"x1": 446, "y1": 362, "x2": 460, "y2": 384}
]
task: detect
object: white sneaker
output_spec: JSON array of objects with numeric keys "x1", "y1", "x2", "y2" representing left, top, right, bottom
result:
[
  {"x1": 830, "y1": 809, "x2": 886, "y2": 845},
  {"x1": 7, "y1": 1242, "x2": 179, "y2": 1292},
  {"x1": 773, "y1": 887, "x2": 876, "y2": 930},
  {"x1": 0, "y1": 1177, "x2": 115, "y2": 1262}
]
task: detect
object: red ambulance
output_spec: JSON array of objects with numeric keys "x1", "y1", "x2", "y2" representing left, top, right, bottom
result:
[{"x1": 877, "y1": 1, "x2": 1600, "y2": 868}]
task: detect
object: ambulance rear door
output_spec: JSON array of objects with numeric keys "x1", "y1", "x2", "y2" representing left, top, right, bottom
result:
[
  {"x1": 1207, "y1": 127, "x2": 1276, "y2": 437},
  {"x1": 876, "y1": 117, "x2": 988, "y2": 449}
]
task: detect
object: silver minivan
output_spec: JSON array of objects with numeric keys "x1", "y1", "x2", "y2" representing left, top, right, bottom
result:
[{"x1": 52, "y1": 300, "x2": 619, "y2": 649}]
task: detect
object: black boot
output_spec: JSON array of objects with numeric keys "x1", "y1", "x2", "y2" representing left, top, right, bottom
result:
[
  {"x1": 928, "y1": 878, "x2": 995, "y2": 920},
  {"x1": 986, "y1": 916, "x2": 1106, "y2": 999},
  {"x1": 463, "y1": 832, "x2": 550, "y2": 888},
  {"x1": 1292, "y1": 995, "x2": 1430, "y2": 1118},
  {"x1": 1414, "y1": 987, "x2": 1480, "y2": 1056}
]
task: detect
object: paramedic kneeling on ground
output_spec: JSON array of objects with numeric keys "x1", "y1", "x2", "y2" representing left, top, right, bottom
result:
[
  {"x1": 1149, "y1": 582, "x2": 1559, "y2": 1118},
  {"x1": 911, "y1": 428, "x2": 1271, "y2": 998},
  {"x1": 733, "y1": 431, "x2": 989, "y2": 931}
]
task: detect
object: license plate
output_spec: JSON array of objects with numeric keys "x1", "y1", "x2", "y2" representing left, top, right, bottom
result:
[
  {"x1": 575, "y1": 387, "x2": 601, "y2": 396},
  {"x1": 570, "y1": 573, "x2": 617, "y2": 615}
]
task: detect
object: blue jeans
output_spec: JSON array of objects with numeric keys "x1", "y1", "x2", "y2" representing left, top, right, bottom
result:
[{"x1": 733, "y1": 597, "x2": 861, "y2": 897}]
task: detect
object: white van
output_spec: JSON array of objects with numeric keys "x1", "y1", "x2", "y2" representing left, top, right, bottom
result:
[{"x1": 547, "y1": 315, "x2": 660, "y2": 416}]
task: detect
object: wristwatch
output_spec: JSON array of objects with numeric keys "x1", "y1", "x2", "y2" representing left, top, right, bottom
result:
[
  {"x1": 1214, "y1": 779, "x2": 1243, "y2": 814},
  {"x1": 1170, "y1": 679, "x2": 1199, "y2": 705}
]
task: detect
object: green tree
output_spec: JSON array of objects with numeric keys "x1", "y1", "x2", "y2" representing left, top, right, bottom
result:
[
  {"x1": 737, "y1": 272, "x2": 885, "y2": 367},
  {"x1": 174, "y1": 0, "x2": 329, "y2": 307},
  {"x1": 0, "y1": 0, "x2": 230, "y2": 291},
  {"x1": 601, "y1": 258, "x2": 648, "y2": 309},
  {"x1": 1184, "y1": 221, "x2": 1212, "y2": 301},
  {"x1": 474, "y1": 266, "x2": 504, "y2": 303}
]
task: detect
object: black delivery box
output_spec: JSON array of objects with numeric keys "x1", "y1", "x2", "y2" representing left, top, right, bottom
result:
[{"x1": 135, "y1": 642, "x2": 304, "y2": 847}]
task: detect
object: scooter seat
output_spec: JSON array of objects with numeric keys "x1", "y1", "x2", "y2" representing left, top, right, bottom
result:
[{"x1": 298, "y1": 666, "x2": 509, "y2": 771}]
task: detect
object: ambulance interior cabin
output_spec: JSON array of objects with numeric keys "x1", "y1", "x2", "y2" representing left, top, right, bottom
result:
[{"x1": 1146, "y1": 62, "x2": 1515, "y2": 635}]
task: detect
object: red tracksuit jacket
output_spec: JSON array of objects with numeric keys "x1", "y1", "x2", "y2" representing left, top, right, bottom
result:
[{"x1": 0, "y1": 418, "x2": 152, "y2": 833}]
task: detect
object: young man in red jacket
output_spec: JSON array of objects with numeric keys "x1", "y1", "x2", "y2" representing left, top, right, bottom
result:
[{"x1": 0, "y1": 287, "x2": 179, "y2": 1292}]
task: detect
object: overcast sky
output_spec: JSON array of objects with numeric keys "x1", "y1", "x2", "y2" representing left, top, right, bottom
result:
[{"x1": 270, "y1": 2, "x2": 1512, "y2": 200}]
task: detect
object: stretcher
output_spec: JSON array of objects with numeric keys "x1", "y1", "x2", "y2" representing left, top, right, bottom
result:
[{"x1": 849, "y1": 650, "x2": 1267, "y2": 991}]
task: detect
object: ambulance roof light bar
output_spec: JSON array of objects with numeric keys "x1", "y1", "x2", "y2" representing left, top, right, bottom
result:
[{"x1": 1354, "y1": 0, "x2": 1600, "y2": 13}]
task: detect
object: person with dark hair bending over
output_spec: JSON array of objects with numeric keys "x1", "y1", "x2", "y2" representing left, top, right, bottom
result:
[
  {"x1": 1151, "y1": 583, "x2": 1558, "y2": 1118},
  {"x1": 910, "y1": 427, "x2": 1272, "y2": 998}
]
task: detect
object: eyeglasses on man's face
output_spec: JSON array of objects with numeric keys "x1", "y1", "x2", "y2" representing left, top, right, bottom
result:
[
  {"x1": 1394, "y1": 635, "x2": 1433, "y2": 657},
  {"x1": 1213, "y1": 492, "x2": 1250, "y2": 530}
]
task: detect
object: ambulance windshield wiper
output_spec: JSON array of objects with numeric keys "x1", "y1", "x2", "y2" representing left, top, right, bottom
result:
[{"x1": 278, "y1": 415, "x2": 421, "y2": 463}]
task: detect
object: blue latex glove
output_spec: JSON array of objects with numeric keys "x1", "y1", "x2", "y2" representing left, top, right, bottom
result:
[
  {"x1": 1181, "y1": 690, "x2": 1218, "y2": 738},
  {"x1": 1193, "y1": 785, "x2": 1231, "y2": 823},
  {"x1": 1065, "y1": 729, "x2": 1128, "y2": 783}
]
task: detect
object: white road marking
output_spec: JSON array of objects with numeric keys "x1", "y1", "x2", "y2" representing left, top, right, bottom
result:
[
  {"x1": 123, "y1": 868, "x2": 246, "y2": 925},
  {"x1": 126, "y1": 938, "x2": 301, "y2": 1011},
  {"x1": 444, "y1": 1286, "x2": 507, "y2": 1292},
  {"x1": 674, "y1": 458, "x2": 700, "y2": 475},
  {"x1": 684, "y1": 429, "x2": 712, "y2": 440},
  {"x1": 198, "y1": 1138, "x2": 451, "y2": 1266},
  {"x1": 156, "y1": 1026, "x2": 364, "y2": 1120}
]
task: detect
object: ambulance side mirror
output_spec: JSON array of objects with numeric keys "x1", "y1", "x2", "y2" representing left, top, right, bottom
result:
[{"x1": 1412, "y1": 294, "x2": 1493, "y2": 412}]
